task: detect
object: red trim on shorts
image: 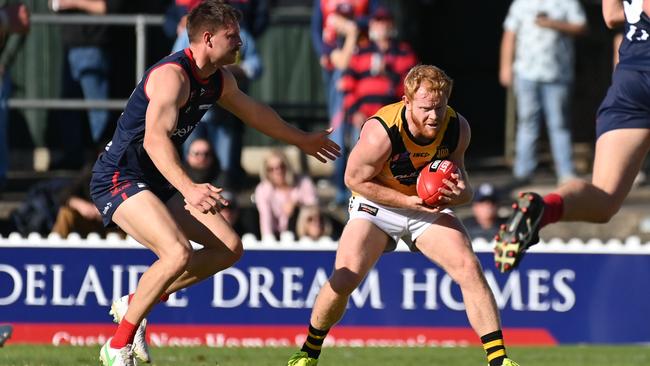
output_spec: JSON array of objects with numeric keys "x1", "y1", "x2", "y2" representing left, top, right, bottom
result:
[
  {"x1": 111, "y1": 171, "x2": 120, "y2": 191},
  {"x1": 184, "y1": 48, "x2": 211, "y2": 85},
  {"x1": 121, "y1": 192, "x2": 128, "y2": 200}
]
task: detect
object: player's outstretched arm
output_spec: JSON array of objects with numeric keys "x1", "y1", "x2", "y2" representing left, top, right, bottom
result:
[
  {"x1": 217, "y1": 69, "x2": 341, "y2": 162},
  {"x1": 143, "y1": 64, "x2": 226, "y2": 213},
  {"x1": 345, "y1": 119, "x2": 436, "y2": 212}
]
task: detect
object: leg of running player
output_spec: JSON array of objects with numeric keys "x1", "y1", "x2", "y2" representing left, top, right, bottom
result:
[
  {"x1": 417, "y1": 214, "x2": 500, "y2": 336},
  {"x1": 310, "y1": 219, "x2": 388, "y2": 328},
  {"x1": 417, "y1": 214, "x2": 514, "y2": 366},
  {"x1": 554, "y1": 129, "x2": 650, "y2": 222},
  {"x1": 105, "y1": 191, "x2": 242, "y2": 364},
  {"x1": 290, "y1": 219, "x2": 389, "y2": 363},
  {"x1": 111, "y1": 191, "x2": 195, "y2": 327},
  {"x1": 162, "y1": 193, "x2": 243, "y2": 293}
]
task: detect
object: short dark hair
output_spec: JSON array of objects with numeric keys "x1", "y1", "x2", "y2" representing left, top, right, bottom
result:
[{"x1": 187, "y1": 0, "x2": 242, "y2": 43}]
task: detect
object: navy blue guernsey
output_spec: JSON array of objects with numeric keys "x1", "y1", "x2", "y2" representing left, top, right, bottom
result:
[
  {"x1": 93, "y1": 48, "x2": 224, "y2": 189},
  {"x1": 619, "y1": 1, "x2": 650, "y2": 70}
]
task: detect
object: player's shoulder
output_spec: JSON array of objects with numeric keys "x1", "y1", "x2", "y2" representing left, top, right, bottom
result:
[
  {"x1": 144, "y1": 62, "x2": 190, "y2": 103},
  {"x1": 359, "y1": 117, "x2": 393, "y2": 150},
  {"x1": 373, "y1": 101, "x2": 404, "y2": 121},
  {"x1": 148, "y1": 62, "x2": 188, "y2": 84}
]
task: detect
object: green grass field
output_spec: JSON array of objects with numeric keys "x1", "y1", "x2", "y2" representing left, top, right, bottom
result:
[{"x1": 1, "y1": 345, "x2": 650, "y2": 366}]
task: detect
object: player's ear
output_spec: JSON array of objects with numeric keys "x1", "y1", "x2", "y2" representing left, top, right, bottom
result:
[
  {"x1": 203, "y1": 31, "x2": 212, "y2": 47},
  {"x1": 402, "y1": 95, "x2": 410, "y2": 110}
]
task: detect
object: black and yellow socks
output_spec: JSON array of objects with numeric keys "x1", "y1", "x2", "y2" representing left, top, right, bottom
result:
[
  {"x1": 301, "y1": 324, "x2": 329, "y2": 359},
  {"x1": 481, "y1": 329, "x2": 507, "y2": 366}
]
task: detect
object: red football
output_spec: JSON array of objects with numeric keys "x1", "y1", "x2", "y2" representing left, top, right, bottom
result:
[{"x1": 416, "y1": 159, "x2": 458, "y2": 206}]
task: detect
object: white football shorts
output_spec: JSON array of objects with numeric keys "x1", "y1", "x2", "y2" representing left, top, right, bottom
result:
[{"x1": 347, "y1": 195, "x2": 454, "y2": 251}]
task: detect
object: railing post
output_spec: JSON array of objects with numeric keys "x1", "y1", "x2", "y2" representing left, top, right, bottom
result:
[{"x1": 135, "y1": 14, "x2": 146, "y2": 85}]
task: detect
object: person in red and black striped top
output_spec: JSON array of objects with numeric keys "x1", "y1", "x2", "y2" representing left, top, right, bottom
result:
[{"x1": 338, "y1": 7, "x2": 418, "y2": 133}]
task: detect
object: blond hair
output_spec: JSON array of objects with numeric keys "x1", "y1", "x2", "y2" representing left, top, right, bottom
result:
[
  {"x1": 259, "y1": 149, "x2": 295, "y2": 186},
  {"x1": 403, "y1": 65, "x2": 453, "y2": 101}
]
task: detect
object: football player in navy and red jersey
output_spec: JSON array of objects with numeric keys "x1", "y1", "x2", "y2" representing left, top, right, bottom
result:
[
  {"x1": 92, "y1": 1, "x2": 340, "y2": 364},
  {"x1": 495, "y1": 0, "x2": 650, "y2": 272}
]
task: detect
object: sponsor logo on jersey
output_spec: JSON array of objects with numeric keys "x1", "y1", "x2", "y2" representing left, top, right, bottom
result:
[
  {"x1": 172, "y1": 124, "x2": 195, "y2": 138},
  {"x1": 435, "y1": 147, "x2": 449, "y2": 158},
  {"x1": 393, "y1": 172, "x2": 418, "y2": 186},
  {"x1": 391, "y1": 152, "x2": 417, "y2": 186}
]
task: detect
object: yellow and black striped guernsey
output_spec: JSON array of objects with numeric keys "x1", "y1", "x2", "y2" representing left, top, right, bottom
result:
[{"x1": 362, "y1": 100, "x2": 460, "y2": 197}]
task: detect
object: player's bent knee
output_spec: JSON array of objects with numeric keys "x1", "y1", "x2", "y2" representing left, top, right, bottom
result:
[
  {"x1": 328, "y1": 270, "x2": 363, "y2": 296},
  {"x1": 447, "y1": 255, "x2": 483, "y2": 287},
  {"x1": 163, "y1": 244, "x2": 193, "y2": 276},
  {"x1": 205, "y1": 234, "x2": 243, "y2": 266},
  {"x1": 225, "y1": 237, "x2": 244, "y2": 265}
]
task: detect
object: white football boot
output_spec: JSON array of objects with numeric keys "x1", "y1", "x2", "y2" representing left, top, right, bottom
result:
[
  {"x1": 109, "y1": 295, "x2": 151, "y2": 363},
  {"x1": 99, "y1": 337, "x2": 135, "y2": 366}
]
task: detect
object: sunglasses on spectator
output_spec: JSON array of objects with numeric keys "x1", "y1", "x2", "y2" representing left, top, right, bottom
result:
[
  {"x1": 190, "y1": 150, "x2": 211, "y2": 157},
  {"x1": 266, "y1": 164, "x2": 286, "y2": 172}
]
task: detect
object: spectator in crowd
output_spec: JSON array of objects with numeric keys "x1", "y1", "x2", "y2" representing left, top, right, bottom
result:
[
  {"x1": 0, "y1": 2, "x2": 28, "y2": 40},
  {"x1": 184, "y1": 137, "x2": 222, "y2": 185},
  {"x1": 255, "y1": 149, "x2": 318, "y2": 239},
  {"x1": 499, "y1": 0, "x2": 587, "y2": 185},
  {"x1": 53, "y1": 0, "x2": 125, "y2": 168},
  {"x1": 339, "y1": 6, "x2": 417, "y2": 148},
  {"x1": 462, "y1": 183, "x2": 507, "y2": 240},
  {"x1": 311, "y1": 0, "x2": 379, "y2": 206},
  {"x1": 9, "y1": 178, "x2": 69, "y2": 237},
  {"x1": 295, "y1": 204, "x2": 332, "y2": 241},
  {"x1": 51, "y1": 164, "x2": 124, "y2": 238},
  {"x1": 172, "y1": 0, "x2": 263, "y2": 190},
  {"x1": 0, "y1": 1, "x2": 28, "y2": 191}
]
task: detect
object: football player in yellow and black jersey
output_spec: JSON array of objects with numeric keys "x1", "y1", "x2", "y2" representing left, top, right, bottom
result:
[{"x1": 288, "y1": 65, "x2": 520, "y2": 366}]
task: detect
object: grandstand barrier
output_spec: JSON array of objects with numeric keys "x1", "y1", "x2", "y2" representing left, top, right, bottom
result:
[{"x1": 1, "y1": 235, "x2": 649, "y2": 347}]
